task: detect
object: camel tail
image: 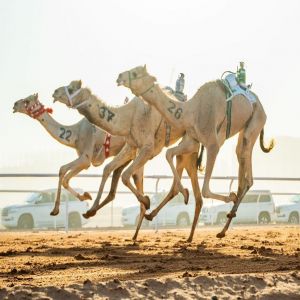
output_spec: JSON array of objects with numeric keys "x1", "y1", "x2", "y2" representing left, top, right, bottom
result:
[
  {"x1": 197, "y1": 145, "x2": 205, "y2": 173},
  {"x1": 260, "y1": 128, "x2": 275, "y2": 153}
]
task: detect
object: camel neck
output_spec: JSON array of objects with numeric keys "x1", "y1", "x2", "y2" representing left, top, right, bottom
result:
[
  {"x1": 141, "y1": 84, "x2": 187, "y2": 129},
  {"x1": 77, "y1": 94, "x2": 133, "y2": 136},
  {"x1": 36, "y1": 112, "x2": 77, "y2": 148}
]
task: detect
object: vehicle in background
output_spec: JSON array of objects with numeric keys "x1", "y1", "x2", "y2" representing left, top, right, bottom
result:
[
  {"x1": 122, "y1": 191, "x2": 199, "y2": 228},
  {"x1": 275, "y1": 195, "x2": 300, "y2": 224},
  {"x1": 1, "y1": 189, "x2": 89, "y2": 229},
  {"x1": 201, "y1": 190, "x2": 275, "y2": 225}
]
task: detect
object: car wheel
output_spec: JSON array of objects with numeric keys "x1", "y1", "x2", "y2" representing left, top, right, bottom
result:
[
  {"x1": 176, "y1": 213, "x2": 190, "y2": 227},
  {"x1": 288, "y1": 212, "x2": 299, "y2": 224},
  {"x1": 68, "y1": 213, "x2": 82, "y2": 228},
  {"x1": 259, "y1": 212, "x2": 271, "y2": 224},
  {"x1": 216, "y1": 212, "x2": 227, "y2": 225},
  {"x1": 18, "y1": 214, "x2": 34, "y2": 229}
]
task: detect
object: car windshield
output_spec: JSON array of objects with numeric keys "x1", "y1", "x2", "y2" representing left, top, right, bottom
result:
[{"x1": 25, "y1": 193, "x2": 40, "y2": 203}]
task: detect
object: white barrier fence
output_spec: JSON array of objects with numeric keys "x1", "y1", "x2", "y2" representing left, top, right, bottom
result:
[{"x1": 0, "y1": 174, "x2": 299, "y2": 232}]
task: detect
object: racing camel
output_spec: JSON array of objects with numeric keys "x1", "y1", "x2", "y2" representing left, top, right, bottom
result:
[
  {"x1": 13, "y1": 94, "x2": 145, "y2": 236},
  {"x1": 117, "y1": 65, "x2": 274, "y2": 238},
  {"x1": 52, "y1": 81, "x2": 203, "y2": 241}
]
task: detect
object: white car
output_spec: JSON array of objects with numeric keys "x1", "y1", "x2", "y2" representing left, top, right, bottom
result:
[
  {"x1": 201, "y1": 190, "x2": 275, "y2": 225},
  {"x1": 1, "y1": 189, "x2": 89, "y2": 229},
  {"x1": 122, "y1": 192, "x2": 197, "y2": 228},
  {"x1": 275, "y1": 195, "x2": 300, "y2": 224}
]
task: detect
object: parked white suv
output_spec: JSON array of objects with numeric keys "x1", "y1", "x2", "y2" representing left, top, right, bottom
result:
[
  {"x1": 1, "y1": 189, "x2": 89, "y2": 229},
  {"x1": 201, "y1": 190, "x2": 275, "y2": 225},
  {"x1": 122, "y1": 192, "x2": 196, "y2": 228},
  {"x1": 275, "y1": 195, "x2": 300, "y2": 224}
]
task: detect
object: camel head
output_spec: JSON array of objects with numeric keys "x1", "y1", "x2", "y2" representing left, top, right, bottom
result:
[
  {"x1": 52, "y1": 80, "x2": 82, "y2": 108},
  {"x1": 117, "y1": 65, "x2": 157, "y2": 96},
  {"x1": 13, "y1": 93, "x2": 40, "y2": 115}
]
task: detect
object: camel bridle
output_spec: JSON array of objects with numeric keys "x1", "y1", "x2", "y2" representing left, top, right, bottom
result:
[
  {"x1": 127, "y1": 71, "x2": 155, "y2": 97},
  {"x1": 25, "y1": 100, "x2": 53, "y2": 119},
  {"x1": 64, "y1": 86, "x2": 89, "y2": 109}
]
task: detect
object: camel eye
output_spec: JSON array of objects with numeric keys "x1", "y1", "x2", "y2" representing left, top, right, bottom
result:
[{"x1": 132, "y1": 72, "x2": 137, "y2": 78}]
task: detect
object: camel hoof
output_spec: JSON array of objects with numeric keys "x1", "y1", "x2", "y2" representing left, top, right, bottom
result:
[
  {"x1": 227, "y1": 212, "x2": 236, "y2": 218},
  {"x1": 183, "y1": 188, "x2": 189, "y2": 205},
  {"x1": 229, "y1": 192, "x2": 238, "y2": 203},
  {"x1": 50, "y1": 210, "x2": 59, "y2": 216},
  {"x1": 79, "y1": 192, "x2": 92, "y2": 201},
  {"x1": 216, "y1": 232, "x2": 225, "y2": 239},
  {"x1": 144, "y1": 213, "x2": 154, "y2": 221},
  {"x1": 142, "y1": 195, "x2": 150, "y2": 210},
  {"x1": 82, "y1": 209, "x2": 97, "y2": 219},
  {"x1": 186, "y1": 237, "x2": 192, "y2": 243}
]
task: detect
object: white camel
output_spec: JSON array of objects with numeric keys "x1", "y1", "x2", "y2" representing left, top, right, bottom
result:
[
  {"x1": 52, "y1": 81, "x2": 204, "y2": 241},
  {"x1": 117, "y1": 65, "x2": 274, "y2": 238},
  {"x1": 13, "y1": 94, "x2": 144, "y2": 226}
]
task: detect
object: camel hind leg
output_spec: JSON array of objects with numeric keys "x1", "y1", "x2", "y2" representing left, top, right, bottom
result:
[
  {"x1": 217, "y1": 114, "x2": 265, "y2": 238},
  {"x1": 144, "y1": 155, "x2": 185, "y2": 221},
  {"x1": 50, "y1": 156, "x2": 91, "y2": 216}
]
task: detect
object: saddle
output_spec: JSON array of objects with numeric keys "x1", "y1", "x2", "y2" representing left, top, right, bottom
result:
[
  {"x1": 220, "y1": 72, "x2": 257, "y2": 139},
  {"x1": 164, "y1": 86, "x2": 187, "y2": 102},
  {"x1": 221, "y1": 72, "x2": 257, "y2": 104}
]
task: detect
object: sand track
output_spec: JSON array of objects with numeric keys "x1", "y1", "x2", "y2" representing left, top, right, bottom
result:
[{"x1": 0, "y1": 226, "x2": 299, "y2": 299}]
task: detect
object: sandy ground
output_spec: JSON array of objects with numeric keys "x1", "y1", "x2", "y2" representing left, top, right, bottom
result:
[{"x1": 0, "y1": 226, "x2": 299, "y2": 299}]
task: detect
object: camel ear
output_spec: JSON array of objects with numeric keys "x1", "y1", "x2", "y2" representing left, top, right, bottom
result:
[
  {"x1": 78, "y1": 80, "x2": 82, "y2": 88},
  {"x1": 143, "y1": 64, "x2": 147, "y2": 71},
  {"x1": 34, "y1": 93, "x2": 38, "y2": 100}
]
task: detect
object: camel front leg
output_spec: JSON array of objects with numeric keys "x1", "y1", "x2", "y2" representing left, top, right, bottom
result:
[
  {"x1": 95, "y1": 160, "x2": 132, "y2": 211},
  {"x1": 185, "y1": 151, "x2": 203, "y2": 243},
  {"x1": 202, "y1": 143, "x2": 236, "y2": 203},
  {"x1": 50, "y1": 156, "x2": 90, "y2": 216},
  {"x1": 131, "y1": 167, "x2": 146, "y2": 241},
  {"x1": 121, "y1": 145, "x2": 154, "y2": 209},
  {"x1": 144, "y1": 155, "x2": 185, "y2": 221},
  {"x1": 62, "y1": 161, "x2": 92, "y2": 201},
  {"x1": 84, "y1": 144, "x2": 136, "y2": 218},
  {"x1": 165, "y1": 135, "x2": 199, "y2": 204}
]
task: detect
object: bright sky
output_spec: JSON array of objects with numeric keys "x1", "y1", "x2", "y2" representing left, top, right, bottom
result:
[{"x1": 1, "y1": 0, "x2": 300, "y2": 171}]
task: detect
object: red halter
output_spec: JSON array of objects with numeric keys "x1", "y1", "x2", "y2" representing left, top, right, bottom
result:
[
  {"x1": 103, "y1": 133, "x2": 111, "y2": 158},
  {"x1": 26, "y1": 101, "x2": 53, "y2": 119}
]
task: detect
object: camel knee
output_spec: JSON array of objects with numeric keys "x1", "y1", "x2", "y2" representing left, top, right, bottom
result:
[
  {"x1": 62, "y1": 179, "x2": 69, "y2": 189},
  {"x1": 121, "y1": 171, "x2": 131, "y2": 186},
  {"x1": 59, "y1": 166, "x2": 68, "y2": 178},
  {"x1": 166, "y1": 149, "x2": 174, "y2": 163},
  {"x1": 202, "y1": 187, "x2": 210, "y2": 199}
]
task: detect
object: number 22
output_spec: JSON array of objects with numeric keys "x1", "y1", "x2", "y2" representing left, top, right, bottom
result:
[{"x1": 59, "y1": 128, "x2": 72, "y2": 141}]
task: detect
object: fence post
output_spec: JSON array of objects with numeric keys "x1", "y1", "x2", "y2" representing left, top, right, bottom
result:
[
  {"x1": 65, "y1": 196, "x2": 69, "y2": 233},
  {"x1": 155, "y1": 178, "x2": 160, "y2": 233},
  {"x1": 111, "y1": 200, "x2": 114, "y2": 227}
]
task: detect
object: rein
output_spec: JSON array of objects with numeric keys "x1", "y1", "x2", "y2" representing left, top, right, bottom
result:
[{"x1": 127, "y1": 71, "x2": 155, "y2": 97}]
